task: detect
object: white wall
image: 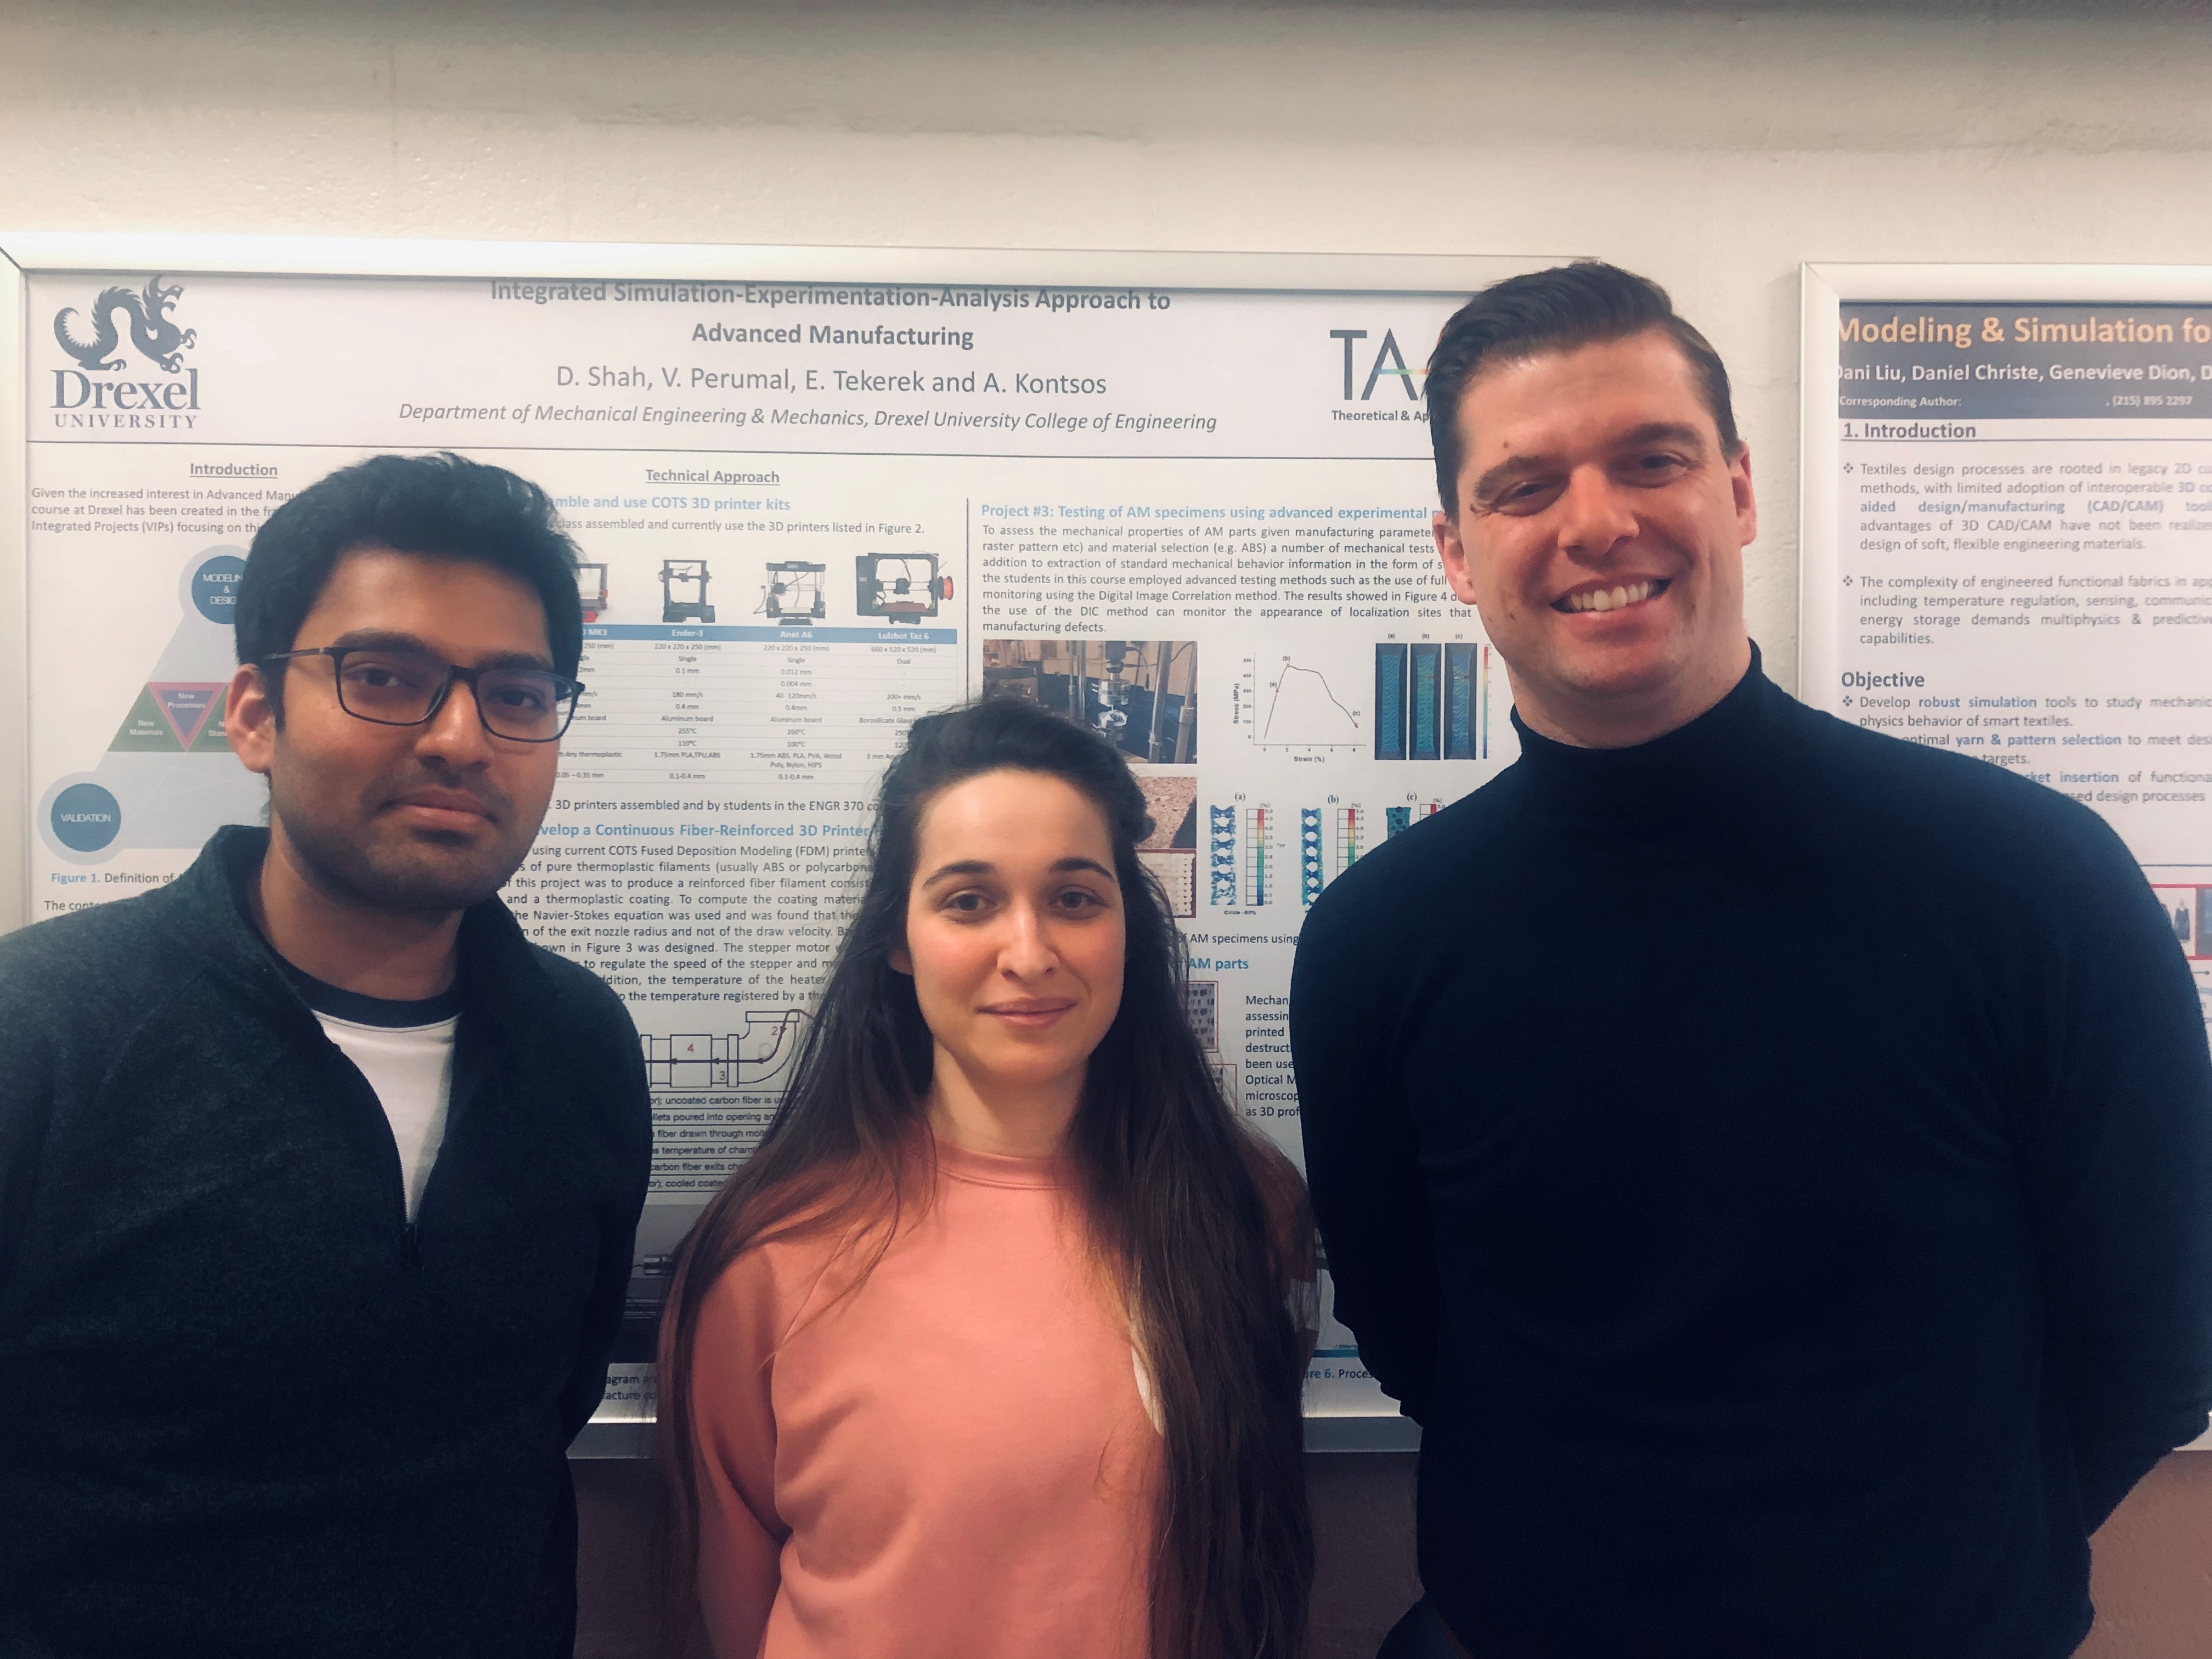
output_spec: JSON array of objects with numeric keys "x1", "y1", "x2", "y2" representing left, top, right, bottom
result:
[{"x1": 4, "y1": 0, "x2": 2207, "y2": 690}]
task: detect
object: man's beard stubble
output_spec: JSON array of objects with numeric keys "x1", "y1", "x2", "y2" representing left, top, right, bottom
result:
[{"x1": 268, "y1": 764, "x2": 534, "y2": 916}]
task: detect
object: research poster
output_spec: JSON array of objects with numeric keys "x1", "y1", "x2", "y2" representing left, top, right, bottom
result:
[
  {"x1": 14, "y1": 246, "x2": 1542, "y2": 1425},
  {"x1": 1802, "y1": 266, "x2": 2212, "y2": 1040}
]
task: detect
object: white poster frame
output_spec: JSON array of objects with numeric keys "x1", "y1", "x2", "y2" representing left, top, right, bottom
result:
[
  {"x1": 3, "y1": 232, "x2": 1571, "y2": 1452},
  {"x1": 1798, "y1": 261, "x2": 2212, "y2": 707},
  {"x1": 1799, "y1": 262, "x2": 2212, "y2": 1456},
  {"x1": 1, "y1": 233, "x2": 1543, "y2": 944}
]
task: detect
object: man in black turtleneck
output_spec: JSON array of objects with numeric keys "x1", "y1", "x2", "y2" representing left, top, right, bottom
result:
[{"x1": 1291, "y1": 263, "x2": 2212, "y2": 1659}]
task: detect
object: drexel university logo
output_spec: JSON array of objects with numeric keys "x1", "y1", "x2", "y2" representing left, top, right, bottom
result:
[{"x1": 51, "y1": 274, "x2": 202, "y2": 426}]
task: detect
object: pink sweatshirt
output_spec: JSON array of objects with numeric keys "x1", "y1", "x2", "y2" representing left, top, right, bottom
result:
[{"x1": 689, "y1": 1139, "x2": 1166, "y2": 1659}]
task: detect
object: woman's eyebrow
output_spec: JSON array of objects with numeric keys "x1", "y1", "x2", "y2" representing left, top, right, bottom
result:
[
  {"x1": 920, "y1": 855, "x2": 1115, "y2": 887},
  {"x1": 919, "y1": 859, "x2": 994, "y2": 888}
]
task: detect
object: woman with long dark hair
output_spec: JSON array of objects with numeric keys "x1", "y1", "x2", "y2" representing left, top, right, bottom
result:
[{"x1": 658, "y1": 696, "x2": 1314, "y2": 1658}]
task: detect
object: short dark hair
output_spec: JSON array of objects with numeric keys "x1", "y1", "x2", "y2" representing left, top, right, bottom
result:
[
  {"x1": 1426, "y1": 261, "x2": 1741, "y2": 509},
  {"x1": 235, "y1": 453, "x2": 584, "y2": 708}
]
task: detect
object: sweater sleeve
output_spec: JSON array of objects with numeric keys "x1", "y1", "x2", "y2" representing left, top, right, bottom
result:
[
  {"x1": 1290, "y1": 882, "x2": 1440, "y2": 1423},
  {"x1": 558, "y1": 1214, "x2": 641, "y2": 1441},
  {"x1": 0, "y1": 957, "x2": 54, "y2": 1293},
  {"x1": 691, "y1": 1249, "x2": 796, "y2": 1659},
  {"x1": 2023, "y1": 829, "x2": 2212, "y2": 1531},
  {"x1": 1244, "y1": 1135, "x2": 1322, "y2": 1362},
  {"x1": 557, "y1": 997, "x2": 655, "y2": 1441}
]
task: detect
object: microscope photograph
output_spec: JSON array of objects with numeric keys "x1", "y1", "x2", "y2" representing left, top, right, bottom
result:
[{"x1": 979, "y1": 637, "x2": 1197, "y2": 763}]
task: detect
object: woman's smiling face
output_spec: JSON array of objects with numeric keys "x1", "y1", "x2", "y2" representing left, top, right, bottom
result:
[{"x1": 893, "y1": 768, "x2": 1127, "y2": 1103}]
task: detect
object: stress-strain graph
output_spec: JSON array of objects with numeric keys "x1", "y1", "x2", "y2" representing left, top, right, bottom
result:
[{"x1": 1240, "y1": 653, "x2": 1363, "y2": 750}]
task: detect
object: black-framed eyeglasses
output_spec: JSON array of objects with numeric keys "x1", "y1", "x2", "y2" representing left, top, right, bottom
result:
[{"x1": 259, "y1": 646, "x2": 586, "y2": 742}]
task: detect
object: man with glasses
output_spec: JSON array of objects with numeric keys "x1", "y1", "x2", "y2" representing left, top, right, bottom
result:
[{"x1": 0, "y1": 453, "x2": 651, "y2": 1659}]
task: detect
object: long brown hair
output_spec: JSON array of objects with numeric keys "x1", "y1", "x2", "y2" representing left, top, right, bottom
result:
[{"x1": 657, "y1": 696, "x2": 1313, "y2": 1657}]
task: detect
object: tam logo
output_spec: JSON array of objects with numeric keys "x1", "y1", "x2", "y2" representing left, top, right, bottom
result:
[{"x1": 1329, "y1": 329, "x2": 1420, "y2": 402}]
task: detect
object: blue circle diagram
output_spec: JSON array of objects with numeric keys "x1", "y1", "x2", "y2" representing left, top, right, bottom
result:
[
  {"x1": 191, "y1": 554, "x2": 247, "y2": 625},
  {"x1": 50, "y1": 782, "x2": 122, "y2": 853}
]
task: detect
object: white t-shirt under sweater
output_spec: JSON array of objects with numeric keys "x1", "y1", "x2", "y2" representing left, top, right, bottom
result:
[{"x1": 280, "y1": 963, "x2": 462, "y2": 1222}]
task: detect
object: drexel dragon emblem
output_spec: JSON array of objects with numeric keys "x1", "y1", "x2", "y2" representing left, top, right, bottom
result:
[{"x1": 54, "y1": 275, "x2": 197, "y2": 373}]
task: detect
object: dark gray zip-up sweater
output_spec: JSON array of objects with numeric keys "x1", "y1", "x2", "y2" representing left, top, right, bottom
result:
[{"x1": 0, "y1": 826, "x2": 652, "y2": 1658}]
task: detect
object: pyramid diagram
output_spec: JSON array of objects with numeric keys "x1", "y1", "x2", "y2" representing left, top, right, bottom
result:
[
  {"x1": 39, "y1": 548, "x2": 268, "y2": 861},
  {"x1": 110, "y1": 682, "x2": 235, "y2": 753}
]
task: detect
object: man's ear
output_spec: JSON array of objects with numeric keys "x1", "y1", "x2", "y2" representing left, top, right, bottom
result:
[
  {"x1": 1729, "y1": 443, "x2": 1758, "y2": 548},
  {"x1": 224, "y1": 663, "x2": 279, "y2": 779},
  {"x1": 1434, "y1": 507, "x2": 1481, "y2": 608}
]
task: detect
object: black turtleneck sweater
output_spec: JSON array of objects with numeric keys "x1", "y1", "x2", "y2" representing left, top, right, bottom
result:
[{"x1": 1291, "y1": 654, "x2": 2212, "y2": 1659}]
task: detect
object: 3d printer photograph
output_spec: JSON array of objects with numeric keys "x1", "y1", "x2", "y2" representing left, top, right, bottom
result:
[
  {"x1": 980, "y1": 638, "x2": 1198, "y2": 763},
  {"x1": 575, "y1": 562, "x2": 608, "y2": 625},
  {"x1": 659, "y1": 558, "x2": 714, "y2": 623},
  {"x1": 855, "y1": 551, "x2": 952, "y2": 622},
  {"x1": 759, "y1": 560, "x2": 826, "y2": 625}
]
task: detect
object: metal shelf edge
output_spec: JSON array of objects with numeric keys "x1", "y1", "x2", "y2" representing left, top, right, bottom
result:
[{"x1": 567, "y1": 1414, "x2": 1420, "y2": 1460}]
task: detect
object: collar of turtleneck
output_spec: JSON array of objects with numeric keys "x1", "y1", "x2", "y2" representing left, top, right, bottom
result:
[{"x1": 1507, "y1": 642, "x2": 1788, "y2": 821}]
